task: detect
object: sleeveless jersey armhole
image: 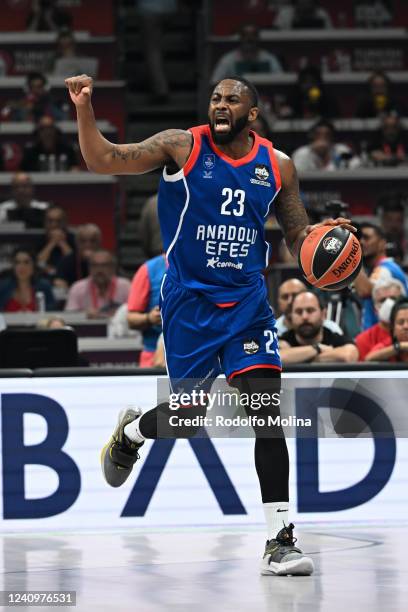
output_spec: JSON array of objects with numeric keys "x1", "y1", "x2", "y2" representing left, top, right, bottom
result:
[
  {"x1": 266, "y1": 140, "x2": 282, "y2": 191},
  {"x1": 183, "y1": 126, "x2": 203, "y2": 176}
]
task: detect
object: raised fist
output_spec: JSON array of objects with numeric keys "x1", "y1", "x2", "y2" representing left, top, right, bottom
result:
[{"x1": 65, "y1": 74, "x2": 93, "y2": 107}]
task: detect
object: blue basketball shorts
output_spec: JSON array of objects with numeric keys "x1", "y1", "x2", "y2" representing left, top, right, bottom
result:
[{"x1": 160, "y1": 275, "x2": 282, "y2": 392}]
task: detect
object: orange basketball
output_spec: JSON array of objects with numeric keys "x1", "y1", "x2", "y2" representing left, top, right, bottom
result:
[{"x1": 298, "y1": 226, "x2": 362, "y2": 291}]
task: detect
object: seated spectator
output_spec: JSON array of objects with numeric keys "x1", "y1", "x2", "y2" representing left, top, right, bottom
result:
[
  {"x1": 284, "y1": 66, "x2": 339, "y2": 120},
  {"x1": 279, "y1": 291, "x2": 358, "y2": 364},
  {"x1": 356, "y1": 71, "x2": 405, "y2": 119},
  {"x1": 365, "y1": 297, "x2": 408, "y2": 362},
  {"x1": 368, "y1": 113, "x2": 408, "y2": 167},
  {"x1": 1, "y1": 72, "x2": 64, "y2": 123},
  {"x1": 274, "y1": 0, "x2": 332, "y2": 29},
  {"x1": 0, "y1": 172, "x2": 49, "y2": 227},
  {"x1": 0, "y1": 248, "x2": 55, "y2": 312},
  {"x1": 211, "y1": 23, "x2": 282, "y2": 83},
  {"x1": 127, "y1": 253, "x2": 166, "y2": 367},
  {"x1": 354, "y1": 222, "x2": 408, "y2": 329},
  {"x1": 377, "y1": 194, "x2": 407, "y2": 259},
  {"x1": 275, "y1": 277, "x2": 343, "y2": 336},
  {"x1": 55, "y1": 223, "x2": 102, "y2": 288},
  {"x1": 356, "y1": 278, "x2": 405, "y2": 360},
  {"x1": 292, "y1": 120, "x2": 360, "y2": 172},
  {"x1": 36, "y1": 205, "x2": 75, "y2": 277},
  {"x1": 26, "y1": 0, "x2": 72, "y2": 32},
  {"x1": 20, "y1": 115, "x2": 80, "y2": 172},
  {"x1": 140, "y1": 194, "x2": 163, "y2": 260},
  {"x1": 51, "y1": 29, "x2": 99, "y2": 78},
  {"x1": 65, "y1": 249, "x2": 131, "y2": 318}
]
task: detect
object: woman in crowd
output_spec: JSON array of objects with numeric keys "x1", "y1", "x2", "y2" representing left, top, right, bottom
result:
[
  {"x1": 0, "y1": 248, "x2": 55, "y2": 312},
  {"x1": 365, "y1": 297, "x2": 408, "y2": 362}
]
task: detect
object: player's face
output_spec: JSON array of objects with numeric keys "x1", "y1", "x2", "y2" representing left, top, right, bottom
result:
[
  {"x1": 208, "y1": 81, "x2": 257, "y2": 145},
  {"x1": 291, "y1": 294, "x2": 324, "y2": 339}
]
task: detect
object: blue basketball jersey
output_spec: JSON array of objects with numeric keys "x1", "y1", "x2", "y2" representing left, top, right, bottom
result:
[{"x1": 157, "y1": 124, "x2": 281, "y2": 304}]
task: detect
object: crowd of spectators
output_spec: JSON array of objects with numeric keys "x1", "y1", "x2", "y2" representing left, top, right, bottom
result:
[{"x1": 1, "y1": 0, "x2": 408, "y2": 370}]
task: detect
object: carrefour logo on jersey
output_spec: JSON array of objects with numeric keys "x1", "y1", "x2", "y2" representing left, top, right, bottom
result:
[{"x1": 196, "y1": 223, "x2": 257, "y2": 259}]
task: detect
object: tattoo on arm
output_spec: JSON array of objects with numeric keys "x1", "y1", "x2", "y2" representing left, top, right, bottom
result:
[
  {"x1": 274, "y1": 161, "x2": 309, "y2": 256},
  {"x1": 111, "y1": 129, "x2": 192, "y2": 168}
]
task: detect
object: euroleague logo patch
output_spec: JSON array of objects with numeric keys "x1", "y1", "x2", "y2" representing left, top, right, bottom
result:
[
  {"x1": 322, "y1": 236, "x2": 342, "y2": 255},
  {"x1": 250, "y1": 164, "x2": 271, "y2": 187},
  {"x1": 243, "y1": 339, "x2": 260, "y2": 354}
]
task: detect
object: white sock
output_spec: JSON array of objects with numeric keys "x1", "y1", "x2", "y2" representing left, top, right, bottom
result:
[
  {"x1": 124, "y1": 415, "x2": 145, "y2": 444},
  {"x1": 263, "y1": 501, "x2": 289, "y2": 540}
]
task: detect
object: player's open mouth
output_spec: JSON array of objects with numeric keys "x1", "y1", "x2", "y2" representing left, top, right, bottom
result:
[{"x1": 214, "y1": 115, "x2": 231, "y2": 132}]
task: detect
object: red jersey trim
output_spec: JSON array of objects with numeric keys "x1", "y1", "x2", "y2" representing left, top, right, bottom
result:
[
  {"x1": 204, "y1": 125, "x2": 260, "y2": 167},
  {"x1": 227, "y1": 363, "x2": 282, "y2": 382},
  {"x1": 183, "y1": 126, "x2": 203, "y2": 176},
  {"x1": 216, "y1": 301, "x2": 237, "y2": 308}
]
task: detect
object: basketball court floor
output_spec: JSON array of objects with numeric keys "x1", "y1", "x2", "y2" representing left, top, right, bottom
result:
[{"x1": 1, "y1": 523, "x2": 406, "y2": 611}]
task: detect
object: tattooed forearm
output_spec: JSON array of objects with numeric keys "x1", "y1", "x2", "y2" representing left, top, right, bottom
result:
[
  {"x1": 111, "y1": 129, "x2": 193, "y2": 168},
  {"x1": 275, "y1": 160, "x2": 309, "y2": 256}
]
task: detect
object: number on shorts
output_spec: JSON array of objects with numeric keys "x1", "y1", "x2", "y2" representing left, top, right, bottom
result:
[{"x1": 264, "y1": 330, "x2": 279, "y2": 355}]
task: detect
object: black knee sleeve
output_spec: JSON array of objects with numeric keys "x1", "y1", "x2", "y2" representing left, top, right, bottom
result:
[{"x1": 229, "y1": 368, "x2": 289, "y2": 503}]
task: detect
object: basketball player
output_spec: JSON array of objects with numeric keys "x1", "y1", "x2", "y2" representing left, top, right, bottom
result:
[{"x1": 66, "y1": 74, "x2": 353, "y2": 576}]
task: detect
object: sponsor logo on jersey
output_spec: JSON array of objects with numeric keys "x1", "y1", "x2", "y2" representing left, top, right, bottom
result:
[
  {"x1": 250, "y1": 164, "x2": 271, "y2": 187},
  {"x1": 203, "y1": 154, "x2": 215, "y2": 170},
  {"x1": 207, "y1": 256, "x2": 243, "y2": 270},
  {"x1": 243, "y1": 339, "x2": 260, "y2": 354},
  {"x1": 203, "y1": 170, "x2": 213, "y2": 179},
  {"x1": 323, "y1": 236, "x2": 343, "y2": 255},
  {"x1": 332, "y1": 239, "x2": 360, "y2": 277}
]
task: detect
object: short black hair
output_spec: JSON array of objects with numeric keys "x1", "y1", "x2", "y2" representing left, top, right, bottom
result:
[
  {"x1": 310, "y1": 119, "x2": 335, "y2": 137},
  {"x1": 359, "y1": 221, "x2": 386, "y2": 240},
  {"x1": 27, "y1": 71, "x2": 46, "y2": 86},
  {"x1": 212, "y1": 76, "x2": 259, "y2": 107}
]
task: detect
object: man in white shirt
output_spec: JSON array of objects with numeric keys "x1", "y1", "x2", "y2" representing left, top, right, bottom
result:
[
  {"x1": 0, "y1": 172, "x2": 48, "y2": 227},
  {"x1": 211, "y1": 23, "x2": 282, "y2": 84},
  {"x1": 293, "y1": 120, "x2": 360, "y2": 172}
]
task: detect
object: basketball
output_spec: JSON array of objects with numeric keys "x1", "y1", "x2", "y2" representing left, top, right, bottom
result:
[{"x1": 298, "y1": 226, "x2": 362, "y2": 291}]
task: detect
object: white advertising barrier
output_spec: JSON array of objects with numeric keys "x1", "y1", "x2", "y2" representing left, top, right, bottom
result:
[{"x1": 0, "y1": 372, "x2": 407, "y2": 532}]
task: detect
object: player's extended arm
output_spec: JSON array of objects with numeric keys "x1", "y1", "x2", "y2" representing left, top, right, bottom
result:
[
  {"x1": 274, "y1": 156, "x2": 309, "y2": 258},
  {"x1": 65, "y1": 75, "x2": 193, "y2": 174},
  {"x1": 274, "y1": 154, "x2": 356, "y2": 257}
]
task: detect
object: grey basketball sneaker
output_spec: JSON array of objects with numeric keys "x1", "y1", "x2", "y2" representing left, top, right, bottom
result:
[
  {"x1": 100, "y1": 407, "x2": 144, "y2": 488},
  {"x1": 261, "y1": 523, "x2": 314, "y2": 576}
]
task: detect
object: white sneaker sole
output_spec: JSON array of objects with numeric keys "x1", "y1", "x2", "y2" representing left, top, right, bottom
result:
[{"x1": 261, "y1": 555, "x2": 314, "y2": 576}]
